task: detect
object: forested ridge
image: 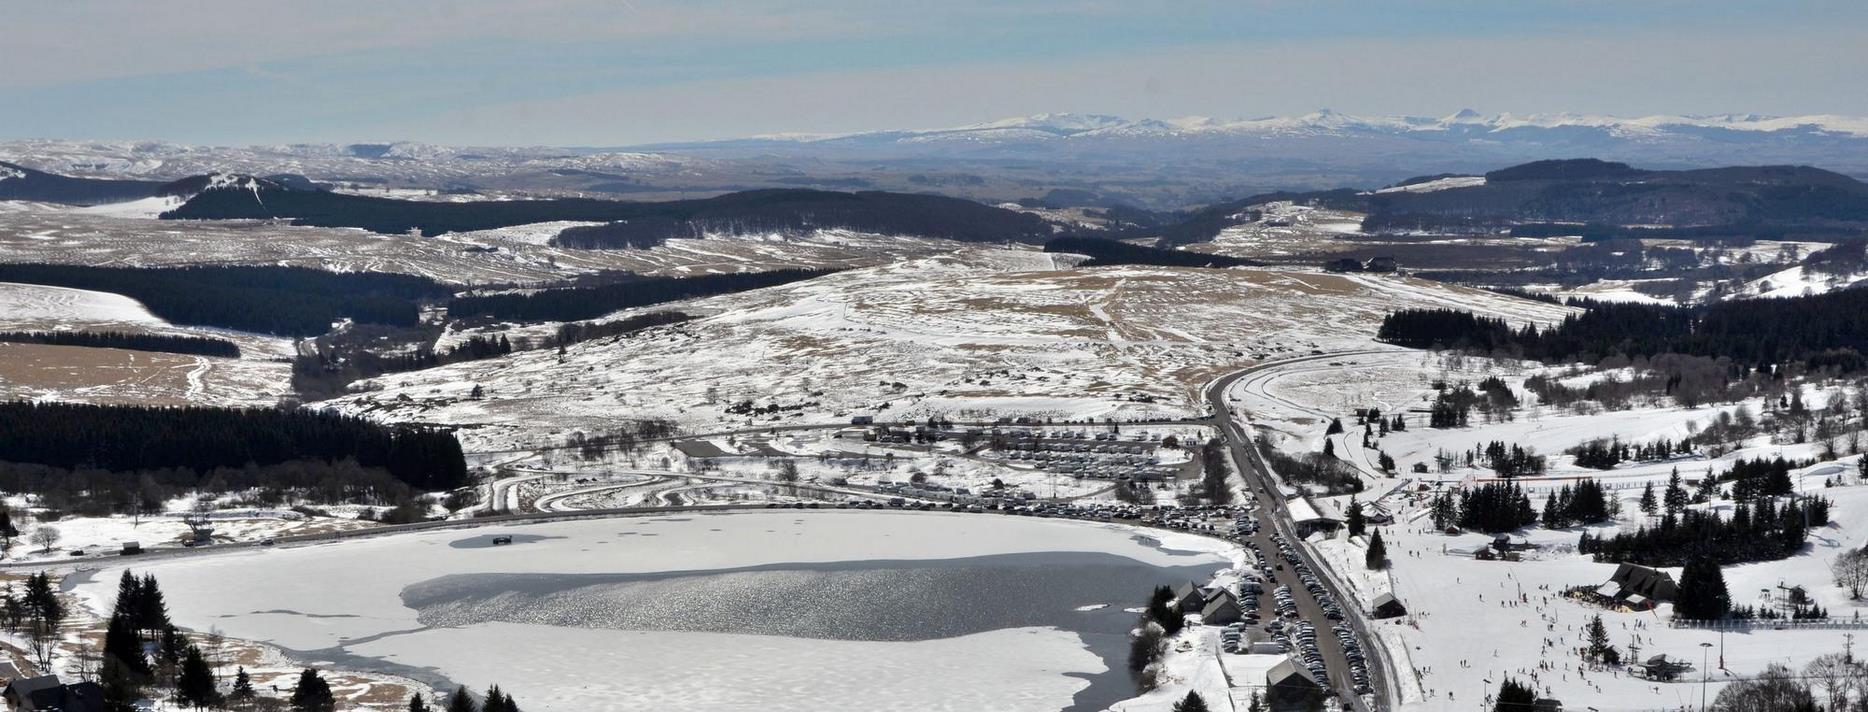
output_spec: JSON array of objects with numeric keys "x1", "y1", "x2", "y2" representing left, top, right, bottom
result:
[
  {"x1": 1042, "y1": 236, "x2": 1259, "y2": 268},
  {"x1": 0, "y1": 402, "x2": 467, "y2": 491},
  {"x1": 164, "y1": 182, "x2": 1055, "y2": 242},
  {"x1": 1377, "y1": 287, "x2": 1868, "y2": 373},
  {"x1": 0, "y1": 264, "x2": 450, "y2": 336},
  {"x1": 0, "y1": 330, "x2": 240, "y2": 357}
]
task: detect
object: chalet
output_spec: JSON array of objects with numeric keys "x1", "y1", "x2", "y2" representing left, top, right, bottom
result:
[
  {"x1": 1289, "y1": 498, "x2": 1340, "y2": 537},
  {"x1": 1266, "y1": 658, "x2": 1326, "y2": 711},
  {"x1": 1594, "y1": 563, "x2": 1678, "y2": 610},
  {"x1": 1201, "y1": 590, "x2": 1245, "y2": 626},
  {"x1": 1370, "y1": 593, "x2": 1408, "y2": 619},
  {"x1": 850, "y1": 415, "x2": 875, "y2": 425},
  {"x1": 1491, "y1": 535, "x2": 1534, "y2": 553},
  {"x1": 1172, "y1": 582, "x2": 1208, "y2": 615},
  {"x1": 1365, "y1": 256, "x2": 1399, "y2": 273},
  {"x1": 3, "y1": 675, "x2": 103, "y2": 712}
]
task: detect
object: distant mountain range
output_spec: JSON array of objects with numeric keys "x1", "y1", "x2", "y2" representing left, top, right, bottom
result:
[
  {"x1": 687, "y1": 109, "x2": 1868, "y2": 147},
  {"x1": 6, "y1": 111, "x2": 1868, "y2": 210}
]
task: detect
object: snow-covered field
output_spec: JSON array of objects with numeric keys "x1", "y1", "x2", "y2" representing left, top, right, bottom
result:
[
  {"x1": 1233, "y1": 350, "x2": 1868, "y2": 709},
  {"x1": 0, "y1": 202, "x2": 1010, "y2": 283},
  {"x1": 69, "y1": 511, "x2": 1237, "y2": 712},
  {"x1": 322, "y1": 251, "x2": 1572, "y2": 455},
  {"x1": 0, "y1": 281, "x2": 294, "y2": 406}
]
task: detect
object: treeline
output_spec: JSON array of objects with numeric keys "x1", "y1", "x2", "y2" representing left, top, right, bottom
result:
[
  {"x1": 1580, "y1": 496, "x2": 1827, "y2": 566},
  {"x1": 0, "y1": 330, "x2": 240, "y2": 358},
  {"x1": 0, "y1": 264, "x2": 449, "y2": 336},
  {"x1": 451, "y1": 269, "x2": 830, "y2": 322},
  {"x1": 1042, "y1": 236, "x2": 1259, "y2": 268},
  {"x1": 1427, "y1": 481, "x2": 1536, "y2": 534},
  {"x1": 0, "y1": 459, "x2": 426, "y2": 517},
  {"x1": 1378, "y1": 286, "x2": 1868, "y2": 374},
  {"x1": 1427, "y1": 377, "x2": 1518, "y2": 428},
  {"x1": 551, "y1": 222, "x2": 669, "y2": 250},
  {"x1": 1719, "y1": 456, "x2": 1806, "y2": 501},
  {"x1": 555, "y1": 311, "x2": 692, "y2": 346},
  {"x1": 165, "y1": 182, "x2": 1056, "y2": 242},
  {"x1": 1569, "y1": 436, "x2": 1695, "y2": 470},
  {"x1": 1540, "y1": 479, "x2": 1612, "y2": 528},
  {"x1": 0, "y1": 402, "x2": 466, "y2": 491}
]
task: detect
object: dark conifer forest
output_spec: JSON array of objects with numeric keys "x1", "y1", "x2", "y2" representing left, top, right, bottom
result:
[
  {"x1": 0, "y1": 402, "x2": 467, "y2": 491},
  {"x1": 1042, "y1": 236, "x2": 1260, "y2": 268},
  {"x1": 1376, "y1": 287, "x2": 1868, "y2": 373},
  {"x1": 450, "y1": 269, "x2": 829, "y2": 322},
  {"x1": 0, "y1": 330, "x2": 241, "y2": 357},
  {"x1": 0, "y1": 264, "x2": 450, "y2": 336},
  {"x1": 165, "y1": 183, "x2": 1055, "y2": 242}
]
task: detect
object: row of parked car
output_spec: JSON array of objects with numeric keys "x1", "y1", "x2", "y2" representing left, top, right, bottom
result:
[
  {"x1": 1271, "y1": 533, "x2": 1345, "y2": 621},
  {"x1": 1289, "y1": 620, "x2": 1330, "y2": 686},
  {"x1": 1335, "y1": 622, "x2": 1374, "y2": 695}
]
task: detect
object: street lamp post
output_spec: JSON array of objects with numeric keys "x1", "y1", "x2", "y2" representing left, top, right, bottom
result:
[{"x1": 1700, "y1": 641, "x2": 1714, "y2": 710}]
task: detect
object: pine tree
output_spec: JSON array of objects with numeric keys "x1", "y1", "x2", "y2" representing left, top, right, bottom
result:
[
  {"x1": 138, "y1": 574, "x2": 171, "y2": 633},
  {"x1": 1664, "y1": 468, "x2": 1689, "y2": 514},
  {"x1": 1585, "y1": 614, "x2": 1613, "y2": 663},
  {"x1": 1494, "y1": 677, "x2": 1537, "y2": 712},
  {"x1": 1676, "y1": 556, "x2": 1732, "y2": 620},
  {"x1": 1345, "y1": 497, "x2": 1366, "y2": 537},
  {"x1": 100, "y1": 656, "x2": 142, "y2": 712},
  {"x1": 1322, "y1": 439, "x2": 1335, "y2": 458},
  {"x1": 103, "y1": 613, "x2": 149, "y2": 677},
  {"x1": 408, "y1": 693, "x2": 431, "y2": 712},
  {"x1": 291, "y1": 669, "x2": 336, "y2": 712},
  {"x1": 447, "y1": 686, "x2": 479, "y2": 712},
  {"x1": 483, "y1": 685, "x2": 506, "y2": 712},
  {"x1": 1326, "y1": 418, "x2": 1344, "y2": 435},
  {"x1": 1172, "y1": 691, "x2": 1211, "y2": 712},
  {"x1": 231, "y1": 667, "x2": 256, "y2": 702},
  {"x1": 113, "y1": 570, "x2": 142, "y2": 621},
  {"x1": 1366, "y1": 529, "x2": 1387, "y2": 570},
  {"x1": 1639, "y1": 482, "x2": 1658, "y2": 516},
  {"x1": 176, "y1": 644, "x2": 221, "y2": 709}
]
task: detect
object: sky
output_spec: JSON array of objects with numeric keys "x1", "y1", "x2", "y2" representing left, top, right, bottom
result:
[{"x1": 4, "y1": 0, "x2": 1867, "y2": 147}]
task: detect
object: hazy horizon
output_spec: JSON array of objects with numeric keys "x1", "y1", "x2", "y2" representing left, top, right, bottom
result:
[{"x1": 5, "y1": 1, "x2": 1867, "y2": 146}]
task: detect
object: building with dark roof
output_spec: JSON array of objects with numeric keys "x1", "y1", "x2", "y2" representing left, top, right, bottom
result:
[
  {"x1": 4, "y1": 675, "x2": 104, "y2": 712},
  {"x1": 1267, "y1": 658, "x2": 1326, "y2": 711},
  {"x1": 1370, "y1": 592, "x2": 1408, "y2": 619},
  {"x1": 1595, "y1": 563, "x2": 1678, "y2": 610},
  {"x1": 1201, "y1": 590, "x2": 1245, "y2": 625}
]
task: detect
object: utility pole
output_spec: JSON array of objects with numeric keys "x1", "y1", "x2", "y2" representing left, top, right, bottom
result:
[{"x1": 1700, "y1": 641, "x2": 1713, "y2": 711}]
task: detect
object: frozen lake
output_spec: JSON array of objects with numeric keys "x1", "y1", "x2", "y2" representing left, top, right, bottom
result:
[{"x1": 70, "y1": 511, "x2": 1234, "y2": 711}]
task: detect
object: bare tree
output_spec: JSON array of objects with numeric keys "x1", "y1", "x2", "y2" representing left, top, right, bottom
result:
[
  {"x1": 28, "y1": 525, "x2": 59, "y2": 553},
  {"x1": 1833, "y1": 550, "x2": 1868, "y2": 600},
  {"x1": 1804, "y1": 653, "x2": 1855, "y2": 712}
]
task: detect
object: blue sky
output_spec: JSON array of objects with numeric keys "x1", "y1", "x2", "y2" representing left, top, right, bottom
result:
[{"x1": 4, "y1": 1, "x2": 1865, "y2": 146}]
